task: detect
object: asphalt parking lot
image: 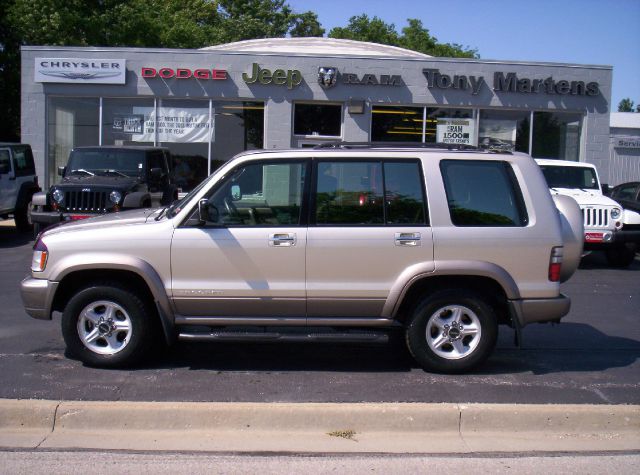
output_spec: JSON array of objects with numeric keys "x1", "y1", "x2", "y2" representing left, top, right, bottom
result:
[{"x1": 0, "y1": 221, "x2": 638, "y2": 405}]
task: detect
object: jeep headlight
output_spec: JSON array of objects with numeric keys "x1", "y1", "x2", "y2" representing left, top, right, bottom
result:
[
  {"x1": 109, "y1": 190, "x2": 122, "y2": 204},
  {"x1": 52, "y1": 189, "x2": 64, "y2": 204},
  {"x1": 610, "y1": 207, "x2": 621, "y2": 219}
]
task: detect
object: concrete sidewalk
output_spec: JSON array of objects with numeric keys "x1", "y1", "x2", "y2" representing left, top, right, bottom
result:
[{"x1": 1, "y1": 399, "x2": 638, "y2": 454}]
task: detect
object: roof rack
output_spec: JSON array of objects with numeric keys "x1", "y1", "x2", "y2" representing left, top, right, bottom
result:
[{"x1": 313, "y1": 141, "x2": 480, "y2": 151}]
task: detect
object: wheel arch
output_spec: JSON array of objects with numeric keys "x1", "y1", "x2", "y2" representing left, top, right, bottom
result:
[
  {"x1": 387, "y1": 262, "x2": 518, "y2": 326},
  {"x1": 51, "y1": 260, "x2": 174, "y2": 344}
]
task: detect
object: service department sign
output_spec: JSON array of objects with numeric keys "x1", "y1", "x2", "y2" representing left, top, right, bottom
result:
[{"x1": 34, "y1": 58, "x2": 126, "y2": 84}]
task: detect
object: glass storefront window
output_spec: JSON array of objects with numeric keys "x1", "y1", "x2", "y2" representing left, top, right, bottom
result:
[
  {"x1": 294, "y1": 103, "x2": 342, "y2": 137},
  {"x1": 102, "y1": 98, "x2": 155, "y2": 147},
  {"x1": 426, "y1": 108, "x2": 474, "y2": 145},
  {"x1": 371, "y1": 106, "x2": 423, "y2": 142},
  {"x1": 479, "y1": 110, "x2": 530, "y2": 153},
  {"x1": 47, "y1": 97, "x2": 99, "y2": 185},
  {"x1": 532, "y1": 112, "x2": 582, "y2": 161},
  {"x1": 213, "y1": 101, "x2": 264, "y2": 166},
  {"x1": 159, "y1": 99, "x2": 211, "y2": 192}
]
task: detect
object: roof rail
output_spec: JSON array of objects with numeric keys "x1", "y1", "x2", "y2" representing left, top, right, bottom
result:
[{"x1": 313, "y1": 141, "x2": 481, "y2": 151}]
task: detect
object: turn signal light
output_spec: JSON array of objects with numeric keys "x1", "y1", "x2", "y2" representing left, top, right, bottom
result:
[
  {"x1": 31, "y1": 238, "x2": 48, "y2": 272},
  {"x1": 548, "y1": 246, "x2": 563, "y2": 282}
]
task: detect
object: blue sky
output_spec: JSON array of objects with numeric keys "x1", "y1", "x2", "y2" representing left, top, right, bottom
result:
[{"x1": 288, "y1": 0, "x2": 640, "y2": 109}]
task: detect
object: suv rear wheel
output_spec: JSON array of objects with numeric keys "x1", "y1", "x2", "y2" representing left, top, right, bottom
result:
[
  {"x1": 406, "y1": 289, "x2": 498, "y2": 373},
  {"x1": 61, "y1": 283, "x2": 154, "y2": 367}
]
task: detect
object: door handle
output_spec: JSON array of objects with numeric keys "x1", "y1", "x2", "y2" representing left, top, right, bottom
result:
[
  {"x1": 395, "y1": 232, "x2": 421, "y2": 246},
  {"x1": 269, "y1": 233, "x2": 296, "y2": 247}
]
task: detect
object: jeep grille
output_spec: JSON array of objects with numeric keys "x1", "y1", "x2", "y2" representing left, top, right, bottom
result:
[
  {"x1": 581, "y1": 207, "x2": 609, "y2": 228},
  {"x1": 64, "y1": 190, "x2": 108, "y2": 212}
]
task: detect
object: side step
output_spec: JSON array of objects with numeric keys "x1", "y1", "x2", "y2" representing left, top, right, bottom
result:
[{"x1": 178, "y1": 330, "x2": 390, "y2": 344}]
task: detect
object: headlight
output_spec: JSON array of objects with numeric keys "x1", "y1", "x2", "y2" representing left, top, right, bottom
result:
[
  {"x1": 52, "y1": 189, "x2": 64, "y2": 204},
  {"x1": 610, "y1": 207, "x2": 621, "y2": 219},
  {"x1": 109, "y1": 190, "x2": 122, "y2": 204}
]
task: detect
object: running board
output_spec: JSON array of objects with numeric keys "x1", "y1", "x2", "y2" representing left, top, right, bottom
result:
[{"x1": 178, "y1": 330, "x2": 390, "y2": 344}]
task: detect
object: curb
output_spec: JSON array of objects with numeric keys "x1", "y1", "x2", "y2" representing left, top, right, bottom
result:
[{"x1": 1, "y1": 399, "x2": 638, "y2": 453}]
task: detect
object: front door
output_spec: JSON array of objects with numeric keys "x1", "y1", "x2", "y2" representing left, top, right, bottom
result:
[
  {"x1": 306, "y1": 159, "x2": 434, "y2": 317},
  {"x1": 171, "y1": 160, "x2": 309, "y2": 317}
]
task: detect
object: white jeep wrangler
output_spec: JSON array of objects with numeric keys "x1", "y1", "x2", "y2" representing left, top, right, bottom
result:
[{"x1": 536, "y1": 159, "x2": 639, "y2": 267}]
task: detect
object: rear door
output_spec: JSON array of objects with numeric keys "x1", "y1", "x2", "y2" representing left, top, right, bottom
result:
[{"x1": 306, "y1": 159, "x2": 433, "y2": 317}]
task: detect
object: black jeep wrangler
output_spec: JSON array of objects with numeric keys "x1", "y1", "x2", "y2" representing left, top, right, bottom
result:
[{"x1": 32, "y1": 146, "x2": 177, "y2": 234}]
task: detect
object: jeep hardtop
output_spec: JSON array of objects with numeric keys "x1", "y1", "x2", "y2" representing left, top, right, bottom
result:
[{"x1": 21, "y1": 145, "x2": 583, "y2": 373}]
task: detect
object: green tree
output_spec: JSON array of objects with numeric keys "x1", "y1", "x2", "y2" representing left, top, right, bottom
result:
[
  {"x1": 329, "y1": 15, "x2": 478, "y2": 58},
  {"x1": 400, "y1": 18, "x2": 477, "y2": 58},
  {"x1": 618, "y1": 98, "x2": 635, "y2": 112},
  {"x1": 290, "y1": 11, "x2": 325, "y2": 37},
  {"x1": 329, "y1": 14, "x2": 400, "y2": 45}
]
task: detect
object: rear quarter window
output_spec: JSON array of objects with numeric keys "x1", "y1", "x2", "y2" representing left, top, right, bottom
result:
[
  {"x1": 440, "y1": 160, "x2": 528, "y2": 227},
  {"x1": 12, "y1": 146, "x2": 36, "y2": 177}
]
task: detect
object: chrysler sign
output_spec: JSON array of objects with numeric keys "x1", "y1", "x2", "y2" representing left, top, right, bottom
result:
[{"x1": 35, "y1": 58, "x2": 126, "y2": 84}]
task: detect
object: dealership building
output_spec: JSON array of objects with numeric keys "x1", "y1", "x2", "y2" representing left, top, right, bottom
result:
[{"x1": 21, "y1": 38, "x2": 618, "y2": 191}]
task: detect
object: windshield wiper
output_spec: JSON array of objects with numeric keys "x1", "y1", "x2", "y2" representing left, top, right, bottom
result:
[
  {"x1": 154, "y1": 206, "x2": 169, "y2": 221},
  {"x1": 104, "y1": 169, "x2": 128, "y2": 177}
]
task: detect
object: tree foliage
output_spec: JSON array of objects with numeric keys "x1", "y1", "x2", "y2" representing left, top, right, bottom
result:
[
  {"x1": 618, "y1": 98, "x2": 636, "y2": 112},
  {"x1": 329, "y1": 15, "x2": 478, "y2": 58},
  {"x1": 1, "y1": 2, "x2": 479, "y2": 140}
]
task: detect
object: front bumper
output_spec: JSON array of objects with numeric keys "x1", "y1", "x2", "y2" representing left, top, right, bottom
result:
[
  {"x1": 20, "y1": 276, "x2": 58, "y2": 320},
  {"x1": 583, "y1": 228, "x2": 640, "y2": 250},
  {"x1": 31, "y1": 210, "x2": 104, "y2": 226},
  {"x1": 509, "y1": 294, "x2": 570, "y2": 327}
]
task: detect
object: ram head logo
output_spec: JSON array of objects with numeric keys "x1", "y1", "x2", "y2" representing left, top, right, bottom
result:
[{"x1": 317, "y1": 67, "x2": 338, "y2": 89}]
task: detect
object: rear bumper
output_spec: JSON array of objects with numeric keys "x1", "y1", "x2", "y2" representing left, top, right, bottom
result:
[
  {"x1": 20, "y1": 276, "x2": 57, "y2": 320},
  {"x1": 509, "y1": 294, "x2": 570, "y2": 327}
]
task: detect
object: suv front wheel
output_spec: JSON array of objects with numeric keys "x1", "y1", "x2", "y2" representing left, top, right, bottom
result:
[
  {"x1": 62, "y1": 283, "x2": 154, "y2": 367},
  {"x1": 406, "y1": 289, "x2": 498, "y2": 373}
]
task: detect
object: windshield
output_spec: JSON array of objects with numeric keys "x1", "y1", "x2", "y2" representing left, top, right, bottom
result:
[
  {"x1": 539, "y1": 165, "x2": 599, "y2": 190},
  {"x1": 66, "y1": 150, "x2": 146, "y2": 177}
]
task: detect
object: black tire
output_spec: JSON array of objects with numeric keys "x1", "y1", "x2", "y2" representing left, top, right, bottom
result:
[
  {"x1": 14, "y1": 196, "x2": 34, "y2": 232},
  {"x1": 61, "y1": 283, "x2": 155, "y2": 368},
  {"x1": 605, "y1": 243, "x2": 637, "y2": 268},
  {"x1": 405, "y1": 289, "x2": 498, "y2": 374}
]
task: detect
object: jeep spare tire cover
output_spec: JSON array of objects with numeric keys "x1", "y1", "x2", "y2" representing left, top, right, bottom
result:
[{"x1": 553, "y1": 194, "x2": 583, "y2": 282}]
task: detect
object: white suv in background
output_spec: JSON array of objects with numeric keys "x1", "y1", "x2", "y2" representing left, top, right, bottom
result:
[{"x1": 536, "y1": 159, "x2": 638, "y2": 267}]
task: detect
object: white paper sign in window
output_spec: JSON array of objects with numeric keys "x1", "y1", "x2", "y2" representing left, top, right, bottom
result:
[{"x1": 436, "y1": 118, "x2": 476, "y2": 145}]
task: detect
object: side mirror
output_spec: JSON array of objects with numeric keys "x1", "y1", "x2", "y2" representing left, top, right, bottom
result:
[
  {"x1": 601, "y1": 183, "x2": 610, "y2": 196},
  {"x1": 198, "y1": 198, "x2": 219, "y2": 224},
  {"x1": 57, "y1": 166, "x2": 66, "y2": 177},
  {"x1": 231, "y1": 184, "x2": 242, "y2": 201},
  {"x1": 149, "y1": 167, "x2": 163, "y2": 182}
]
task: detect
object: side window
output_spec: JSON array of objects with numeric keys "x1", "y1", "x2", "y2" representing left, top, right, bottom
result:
[
  {"x1": 12, "y1": 147, "x2": 36, "y2": 177},
  {"x1": 384, "y1": 162, "x2": 427, "y2": 225},
  {"x1": 614, "y1": 185, "x2": 636, "y2": 200},
  {"x1": 147, "y1": 152, "x2": 165, "y2": 171},
  {"x1": 315, "y1": 161, "x2": 384, "y2": 225},
  {"x1": 440, "y1": 160, "x2": 528, "y2": 227},
  {"x1": 0, "y1": 150, "x2": 10, "y2": 174},
  {"x1": 314, "y1": 160, "x2": 427, "y2": 226},
  {"x1": 202, "y1": 161, "x2": 306, "y2": 226}
]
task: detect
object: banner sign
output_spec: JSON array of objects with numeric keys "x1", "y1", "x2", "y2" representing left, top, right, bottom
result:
[
  {"x1": 129, "y1": 107, "x2": 212, "y2": 143},
  {"x1": 436, "y1": 118, "x2": 476, "y2": 145},
  {"x1": 615, "y1": 137, "x2": 640, "y2": 149},
  {"x1": 35, "y1": 58, "x2": 126, "y2": 84}
]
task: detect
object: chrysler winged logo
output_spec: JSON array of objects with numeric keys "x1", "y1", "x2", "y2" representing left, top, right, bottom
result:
[
  {"x1": 38, "y1": 71, "x2": 122, "y2": 81},
  {"x1": 317, "y1": 67, "x2": 338, "y2": 89}
]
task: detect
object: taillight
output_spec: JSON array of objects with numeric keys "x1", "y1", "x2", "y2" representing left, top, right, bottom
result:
[
  {"x1": 31, "y1": 238, "x2": 48, "y2": 272},
  {"x1": 548, "y1": 246, "x2": 563, "y2": 282}
]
